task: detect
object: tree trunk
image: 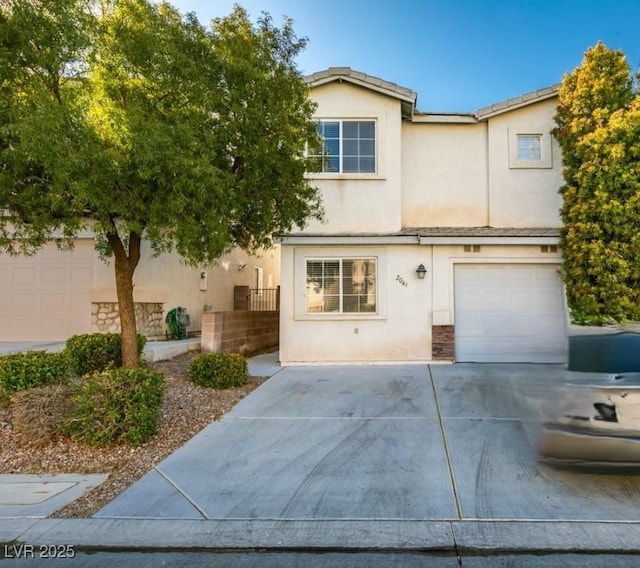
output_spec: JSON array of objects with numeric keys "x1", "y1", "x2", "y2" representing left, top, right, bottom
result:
[{"x1": 107, "y1": 230, "x2": 142, "y2": 369}]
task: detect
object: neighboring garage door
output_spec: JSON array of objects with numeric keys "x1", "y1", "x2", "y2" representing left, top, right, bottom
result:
[
  {"x1": 454, "y1": 264, "x2": 568, "y2": 363},
  {"x1": 0, "y1": 241, "x2": 93, "y2": 341}
]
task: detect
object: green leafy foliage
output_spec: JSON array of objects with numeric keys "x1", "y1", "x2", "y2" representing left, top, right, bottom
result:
[
  {"x1": 0, "y1": 0, "x2": 322, "y2": 368},
  {"x1": 58, "y1": 367, "x2": 165, "y2": 446},
  {"x1": 553, "y1": 43, "x2": 640, "y2": 324},
  {"x1": 66, "y1": 333, "x2": 146, "y2": 376},
  {"x1": 0, "y1": 351, "x2": 69, "y2": 396},
  {"x1": 188, "y1": 352, "x2": 249, "y2": 389}
]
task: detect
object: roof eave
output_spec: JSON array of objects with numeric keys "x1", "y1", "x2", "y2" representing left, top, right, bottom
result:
[
  {"x1": 306, "y1": 67, "x2": 417, "y2": 119},
  {"x1": 475, "y1": 85, "x2": 560, "y2": 120}
]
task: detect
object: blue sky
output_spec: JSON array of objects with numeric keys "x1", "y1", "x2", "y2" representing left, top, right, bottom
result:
[{"x1": 167, "y1": 0, "x2": 640, "y2": 113}]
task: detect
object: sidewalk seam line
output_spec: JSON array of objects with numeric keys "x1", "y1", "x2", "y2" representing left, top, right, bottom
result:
[
  {"x1": 153, "y1": 468, "x2": 208, "y2": 520},
  {"x1": 429, "y1": 365, "x2": 463, "y2": 520},
  {"x1": 449, "y1": 521, "x2": 463, "y2": 567}
]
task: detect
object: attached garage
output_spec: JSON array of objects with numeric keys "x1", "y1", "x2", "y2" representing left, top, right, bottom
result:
[
  {"x1": 454, "y1": 263, "x2": 568, "y2": 363},
  {"x1": 0, "y1": 241, "x2": 94, "y2": 341}
]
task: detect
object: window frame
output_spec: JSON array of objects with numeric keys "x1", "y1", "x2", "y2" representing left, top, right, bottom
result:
[
  {"x1": 308, "y1": 119, "x2": 377, "y2": 175},
  {"x1": 508, "y1": 128, "x2": 552, "y2": 169},
  {"x1": 304, "y1": 257, "x2": 378, "y2": 315},
  {"x1": 516, "y1": 134, "x2": 542, "y2": 161}
]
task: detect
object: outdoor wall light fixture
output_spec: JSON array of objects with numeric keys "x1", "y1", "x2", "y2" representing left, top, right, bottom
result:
[{"x1": 416, "y1": 264, "x2": 427, "y2": 279}]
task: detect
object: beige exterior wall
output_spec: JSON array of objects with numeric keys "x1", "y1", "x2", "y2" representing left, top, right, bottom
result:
[
  {"x1": 402, "y1": 100, "x2": 562, "y2": 230},
  {"x1": 402, "y1": 121, "x2": 488, "y2": 227},
  {"x1": 280, "y1": 244, "x2": 432, "y2": 364},
  {"x1": 91, "y1": 241, "x2": 280, "y2": 333},
  {"x1": 486, "y1": 99, "x2": 564, "y2": 227},
  {"x1": 280, "y1": 242, "x2": 563, "y2": 363},
  {"x1": 303, "y1": 82, "x2": 403, "y2": 234},
  {"x1": 0, "y1": 235, "x2": 279, "y2": 341},
  {"x1": 306, "y1": 82, "x2": 563, "y2": 234}
]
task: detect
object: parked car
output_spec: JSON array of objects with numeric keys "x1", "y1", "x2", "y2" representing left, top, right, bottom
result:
[{"x1": 538, "y1": 373, "x2": 640, "y2": 471}]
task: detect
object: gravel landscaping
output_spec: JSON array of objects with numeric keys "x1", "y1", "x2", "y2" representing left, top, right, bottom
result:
[{"x1": 0, "y1": 351, "x2": 268, "y2": 518}]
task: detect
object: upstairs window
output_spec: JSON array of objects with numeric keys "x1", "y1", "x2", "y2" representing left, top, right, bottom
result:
[
  {"x1": 305, "y1": 258, "x2": 377, "y2": 314},
  {"x1": 308, "y1": 120, "x2": 376, "y2": 174},
  {"x1": 509, "y1": 129, "x2": 552, "y2": 169},
  {"x1": 517, "y1": 134, "x2": 542, "y2": 161}
]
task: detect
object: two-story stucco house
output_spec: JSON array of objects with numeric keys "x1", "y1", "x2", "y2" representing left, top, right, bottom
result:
[{"x1": 279, "y1": 67, "x2": 567, "y2": 364}]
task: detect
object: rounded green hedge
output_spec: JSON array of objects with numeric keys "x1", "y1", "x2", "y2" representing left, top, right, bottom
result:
[
  {"x1": 58, "y1": 367, "x2": 165, "y2": 446},
  {"x1": 0, "y1": 351, "x2": 69, "y2": 396},
  {"x1": 188, "y1": 352, "x2": 249, "y2": 389},
  {"x1": 66, "y1": 333, "x2": 146, "y2": 376}
]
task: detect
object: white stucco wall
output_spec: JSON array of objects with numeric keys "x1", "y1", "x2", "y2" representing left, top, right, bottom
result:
[
  {"x1": 280, "y1": 241, "x2": 563, "y2": 363},
  {"x1": 279, "y1": 244, "x2": 432, "y2": 364},
  {"x1": 400, "y1": 99, "x2": 563, "y2": 230},
  {"x1": 91, "y1": 242, "x2": 281, "y2": 333},
  {"x1": 303, "y1": 82, "x2": 403, "y2": 234},
  {"x1": 486, "y1": 99, "x2": 564, "y2": 227},
  {"x1": 401, "y1": 121, "x2": 488, "y2": 227}
]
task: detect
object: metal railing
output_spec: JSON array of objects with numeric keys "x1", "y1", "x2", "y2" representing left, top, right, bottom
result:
[{"x1": 248, "y1": 288, "x2": 280, "y2": 311}]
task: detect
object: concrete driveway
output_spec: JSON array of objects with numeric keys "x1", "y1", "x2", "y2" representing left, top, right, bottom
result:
[{"x1": 78, "y1": 362, "x2": 640, "y2": 553}]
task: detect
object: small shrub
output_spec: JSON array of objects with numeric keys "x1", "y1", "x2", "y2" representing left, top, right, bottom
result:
[
  {"x1": 58, "y1": 367, "x2": 165, "y2": 446},
  {"x1": 66, "y1": 333, "x2": 146, "y2": 376},
  {"x1": 12, "y1": 384, "x2": 74, "y2": 447},
  {"x1": 0, "y1": 350, "x2": 69, "y2": 396},
  {"x1": 188, "y1": 352, "x2": 249, "y2": 389}
]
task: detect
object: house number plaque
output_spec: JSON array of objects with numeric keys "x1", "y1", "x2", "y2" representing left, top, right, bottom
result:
[{"x1": 395, "y1": 275, "x2": 408, "y2": 288}]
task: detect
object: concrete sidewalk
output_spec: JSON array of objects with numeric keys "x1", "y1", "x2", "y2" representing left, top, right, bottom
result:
[
  {"x1": 4, "y1": 363, "x2": 640, "y2": 556},
  {"x1": 0, "y1": 337, "x2": 202, "y2": 361}
]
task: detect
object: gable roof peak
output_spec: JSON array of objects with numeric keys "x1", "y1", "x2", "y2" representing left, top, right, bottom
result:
[
  {"x1": 305, "y1": 67, "x2": 417, "y2": 119},
  {"x1": 476, "y1": 84, "x2": 560, "y2": 119},
  {"x1": 306, "y1": 68, "x2": 560, "y2": 121}
]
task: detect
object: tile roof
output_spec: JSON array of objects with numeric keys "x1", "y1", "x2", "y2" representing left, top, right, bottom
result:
[
  {"x1": 305, "y1": 67, "x2": 417, "y2": 103},
  {"x1": 306, "y1": 68, "x2": 559, "y2": 120},
  {"x1": 403, "y1": 227, "x2": 560, "y2": 237},
  {"x1": 475, "y1": 85, "x2": 560, "y2": 119},
  {"x1": 305, "y1": 67, "x2": 417, "y2": 119},
  {"x1": 279, "y1": 227, "x2": 560, "y2": 241}
]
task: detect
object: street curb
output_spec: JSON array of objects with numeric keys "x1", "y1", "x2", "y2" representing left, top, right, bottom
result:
[
  {"x1": 3, "y1": 519, "x2": 453, "y2": 552},
  {"x1": 452, "y1": 520, "x2": 640, "y2": 553},
  {"x1": 4, "y1": 518, "x2": 640, "y2": 554}
]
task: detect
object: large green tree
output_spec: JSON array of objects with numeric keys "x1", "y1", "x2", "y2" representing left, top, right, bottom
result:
[
  {"x1": 0, "y1": 0, "x2": 321, "y2": 366},
  {"x1": 553, "y1": 42, "x2": 640, "y2": 324}
]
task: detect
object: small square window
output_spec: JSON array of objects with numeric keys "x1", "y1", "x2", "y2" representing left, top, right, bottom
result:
[
  {"x1": 517, "y1": 135, "x2": 542, "y2": 161},
  {"x1": 509, "y1": 129, "x2": 552, "y2": 169}
]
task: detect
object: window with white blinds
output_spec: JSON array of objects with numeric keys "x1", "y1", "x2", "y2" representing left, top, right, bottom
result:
[{"x1": 305, "y1": 258, "x2": 377, "y2": 313}]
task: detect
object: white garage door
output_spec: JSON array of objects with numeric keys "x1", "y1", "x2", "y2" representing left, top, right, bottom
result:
[
  {"x1": 0, "y1": 241, "x2": 93, "y2": 341},
  {"x1": 454, "y1": 264, "x2": 568, "y2": 363}
]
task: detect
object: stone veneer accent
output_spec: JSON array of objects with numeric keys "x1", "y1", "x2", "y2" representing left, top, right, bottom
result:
[
  {"x1": 91, "y1": 302, "x2": 165, "y2": 339},
  {"x1": 432, "y1": 325, "x2": 455, "y2": 361}
]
